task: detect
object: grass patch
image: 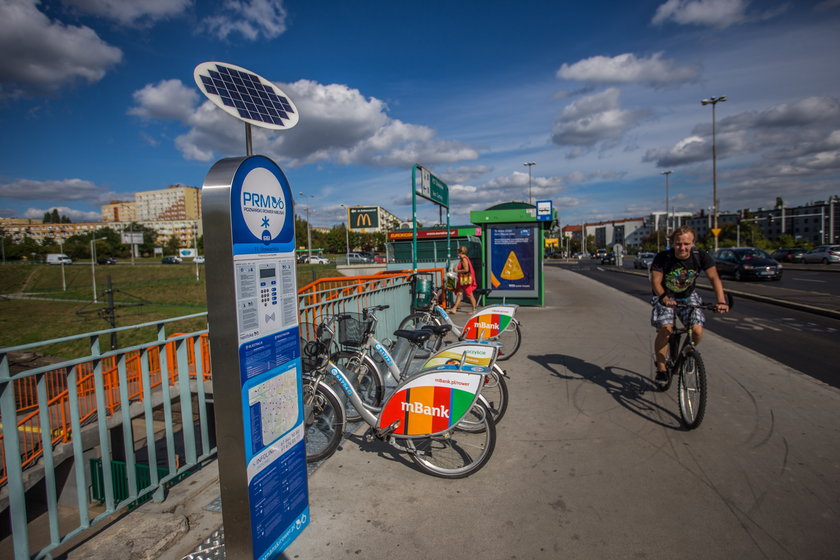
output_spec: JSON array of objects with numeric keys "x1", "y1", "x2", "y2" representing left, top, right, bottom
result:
[{"x1": 0, "y1": 261, "x2": 346, "y2": 357}]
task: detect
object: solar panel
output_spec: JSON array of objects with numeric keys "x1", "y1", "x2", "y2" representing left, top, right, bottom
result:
[{"x1": 193, "y1": 61, "x2": 299, "y2": 131}]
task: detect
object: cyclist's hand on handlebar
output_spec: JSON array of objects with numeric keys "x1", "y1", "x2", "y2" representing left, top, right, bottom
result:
[
  {"x1": 659, "y1": 295, "x2": 677, "y2": 308},
  {"x1": 713, "y1": 302, "x2": 730, "y2": 313}
]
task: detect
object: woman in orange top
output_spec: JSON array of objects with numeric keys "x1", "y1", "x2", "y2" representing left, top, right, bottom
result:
[{"x1": 451, "y1": 246, "x2": 477, "y2": 313}]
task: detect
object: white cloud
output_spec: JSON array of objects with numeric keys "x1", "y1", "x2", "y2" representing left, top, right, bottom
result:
[
  {"x1": 131, "y1": 78, "x2": 479, "y2": 168},
  {"x1": 0, "y1": 0, "x2": 122, "y2": 97},
  {"x1": 551, "y1": 88, "x2": 648, "y2": 154},
  {"x1": 23, "y1": 205, "x2": 101, "y2": 222},
  {"x1": 646, "y1": 96, "x2": 840, "y2": 168},
  {"x1": 61, "y1": 0, "x2": 192, "y2": 26},
  {"x1": 651, "y1": 0, "x2": 786, "y2": 28},
  {"x1": 557, "y1": 53, "x2": 701, "y2": 87},
  {"x1": 0, "y1": 178, "x2": 111, "y2": 202},
  {"x1": 128, "y1": 79, "x2": 199, "y2": 121},
  {"x1": 201, "y1": 0, "x2": 288, "y2": 41}
]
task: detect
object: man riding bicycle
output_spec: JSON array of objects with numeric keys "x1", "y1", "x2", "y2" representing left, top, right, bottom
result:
[{"x1": 650, "y1": 226, "x2": 729, "y2": 385}]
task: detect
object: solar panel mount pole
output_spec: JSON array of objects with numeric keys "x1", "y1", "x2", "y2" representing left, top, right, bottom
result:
[{"x1": 245, "y1": 123, "x2": 253, "y2": 156}]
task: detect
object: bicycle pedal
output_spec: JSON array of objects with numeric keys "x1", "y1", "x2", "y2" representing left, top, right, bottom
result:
[{"x1": 363, "y1": 428, "x2": 376, "y2": 443}]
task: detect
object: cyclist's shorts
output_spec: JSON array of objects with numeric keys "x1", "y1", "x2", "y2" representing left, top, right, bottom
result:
[{"x1": 650, "y1": 292, "x2": 705, "y2": 329}]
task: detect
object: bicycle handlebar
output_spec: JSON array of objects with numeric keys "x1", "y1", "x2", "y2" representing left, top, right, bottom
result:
[{"x1": 672, "y1": 292, "x2": 735, "y2": 311}]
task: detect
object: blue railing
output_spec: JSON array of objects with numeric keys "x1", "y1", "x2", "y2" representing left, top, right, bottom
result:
[{"x1": 1, "y1": 272, "x2": 417, "y2": 560}]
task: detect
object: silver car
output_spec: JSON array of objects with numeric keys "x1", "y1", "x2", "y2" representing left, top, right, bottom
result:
[
  {"x1": 633, "y1": 252, "x2": 655, "y2": 269},
  {"x1": 800, "y1": 245, "x2": 840, "y2": 264}
]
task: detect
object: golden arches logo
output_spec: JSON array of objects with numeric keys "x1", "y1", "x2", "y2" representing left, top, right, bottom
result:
[{"x1": 355, "y1": 213, "x2": 373, "y2": 227}]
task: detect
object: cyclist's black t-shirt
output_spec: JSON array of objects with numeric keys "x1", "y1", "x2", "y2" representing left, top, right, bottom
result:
[{"x1": 650, "y1": 248, "x2": 715, "y2": 298}]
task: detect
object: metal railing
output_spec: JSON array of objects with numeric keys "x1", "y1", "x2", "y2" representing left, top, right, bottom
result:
[{"x1": 0, "y1": 269, "x2": 435, "y2": 560}]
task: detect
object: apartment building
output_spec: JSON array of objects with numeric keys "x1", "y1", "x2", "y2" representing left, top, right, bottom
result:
[{"x1": 134, "y1": 185, "x2": 201, "y2": 222}]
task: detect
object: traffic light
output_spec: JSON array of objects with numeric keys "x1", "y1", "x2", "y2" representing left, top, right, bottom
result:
[{"x1": 768, "y1": 214, "x2": 774, "y2": 224}]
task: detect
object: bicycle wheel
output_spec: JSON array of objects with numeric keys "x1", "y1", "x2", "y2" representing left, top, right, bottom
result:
[
  {"x1": 406, "y1": 402, "x2": 496, "y2": 478},
  {"x1": 398, "y1": 312, "x2": 434, "y2": 330},
  {"x1": 399, "y1": 312, "x2": 446, "y2": 353},
  {"x1": 303, "y1": 380, "x2": 345, "y2": 463},
  {"x1": 677, "y1": 350, "x2": 707, "y2": 430},
  {"x1": 495, "y1": 320, "x2": 521, "y2": 361},
  {"x1": 330, "y1": 350, "x2": 384, "y2": 422},
  {"x1": 458, "y1": 365, "x2": 509, "y2": 432}
]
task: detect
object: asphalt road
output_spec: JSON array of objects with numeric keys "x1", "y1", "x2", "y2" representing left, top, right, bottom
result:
[{"x1": 552, "y1": 262, "x2": 840, "y2": 388}]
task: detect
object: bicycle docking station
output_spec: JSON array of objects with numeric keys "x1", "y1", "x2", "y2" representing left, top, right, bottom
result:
[{"x1": 202, "y1": 155, "x2": 309, "y2": 559}]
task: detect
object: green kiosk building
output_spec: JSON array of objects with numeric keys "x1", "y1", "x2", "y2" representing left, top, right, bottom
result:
[{"x1": 471, "y1": 201, "x2": 556, "y2": 306}]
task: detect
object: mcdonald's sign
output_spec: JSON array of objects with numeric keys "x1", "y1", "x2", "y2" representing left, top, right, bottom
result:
[{"x1": 349, "y1": 207, "x2": 380, "y2": 230}]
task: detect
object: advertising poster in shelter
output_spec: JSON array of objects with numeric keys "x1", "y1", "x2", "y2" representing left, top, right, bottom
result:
[{"x1": 487, "y1": 224, "x2": 538, "y2": 297}]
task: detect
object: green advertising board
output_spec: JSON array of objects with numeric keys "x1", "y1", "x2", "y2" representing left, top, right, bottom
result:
[{"x1": 349, "y1": 206, "x2": 379, "y2": 230}]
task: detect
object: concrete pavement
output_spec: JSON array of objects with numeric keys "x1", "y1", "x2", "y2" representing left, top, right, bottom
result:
[{"x1": 54, "y1": 266, "x2": 840, "y2": 559}]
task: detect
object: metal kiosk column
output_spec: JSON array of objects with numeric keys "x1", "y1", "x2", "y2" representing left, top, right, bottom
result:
[{"x1": 202, "y1": 156, "x2": 309, "y2": 559}]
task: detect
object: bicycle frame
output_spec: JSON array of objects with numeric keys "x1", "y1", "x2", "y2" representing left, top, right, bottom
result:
[
  {"x1": 431, "y1": 303, "x2": 519, "y2": 340},
  {"x1": 313, "y1": 355, "x2": 490, "y2": 439}
]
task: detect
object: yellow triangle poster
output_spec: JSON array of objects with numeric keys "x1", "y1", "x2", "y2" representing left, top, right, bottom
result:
[{"x1": 501, "y1": 251, "x2": 524, "y2": 280}]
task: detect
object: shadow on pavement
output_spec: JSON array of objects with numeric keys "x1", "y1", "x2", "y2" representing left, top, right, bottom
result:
[{"x1": 530, "y1": 353, "x2": 687, "y2": 430}]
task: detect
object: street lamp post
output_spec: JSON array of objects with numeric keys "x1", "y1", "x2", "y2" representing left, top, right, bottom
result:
[
  {"x1": 340, "y1": 204, "x2": 350, "y2": 264},
  {"x1": 90, "y1": 236, "x2": 98, "y2": 303},
  {"x1": 58, "y1": 236, "x2": 66, "y2": 291},
  {"x1": 702, "y1": 96, "x2": 727, "y2": 251},
  {"x1": 298, "y1": 192, "x2": 314, "y2": 262},
  {"x1": 661, "y1": 170, "x2": 672, "y2": 236},
  {"x1": 523, "y1": 161, "x2": 536, "y2": 205}
]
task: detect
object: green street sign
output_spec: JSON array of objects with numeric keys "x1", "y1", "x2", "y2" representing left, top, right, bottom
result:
[{"x1": 415, "y1": 165, "x2": 449, "y2": 208}]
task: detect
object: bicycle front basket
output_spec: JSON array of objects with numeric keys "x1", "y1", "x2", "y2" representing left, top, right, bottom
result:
[{"x1": 337, "y1": 312, "x2": 372, "y2": 348}]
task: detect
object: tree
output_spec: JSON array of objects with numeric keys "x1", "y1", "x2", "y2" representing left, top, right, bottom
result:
[{"x1": 165, "y1": 235, "x2": 182, "y2": 256}]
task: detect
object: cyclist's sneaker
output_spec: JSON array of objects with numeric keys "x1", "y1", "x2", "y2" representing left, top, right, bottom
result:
[{"x1": 654, "y1": 370, "x2": 669, "y2": 384}]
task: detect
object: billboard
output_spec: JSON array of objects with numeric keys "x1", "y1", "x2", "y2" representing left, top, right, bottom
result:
[{"x1": 349, "y1": 206, "x2": 379, "y2": 230}]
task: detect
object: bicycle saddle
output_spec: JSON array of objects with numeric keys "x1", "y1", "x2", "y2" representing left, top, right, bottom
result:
[
  {"x1": 421, "y1": 324, "x2": 452, "y2": 336},
  {"x1": 392, "y1": 329, "x2": 433, "y2": 344}
]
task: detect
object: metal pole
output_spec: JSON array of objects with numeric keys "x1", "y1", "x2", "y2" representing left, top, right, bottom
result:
[
  {"x1": 341, "y1": 205, "x2": 350, "y2": 264},
  {"x1": 90, "y1": 238, "x2": 98, "y2": 303},
  {"x1": 524, "y1": 161, "x2": 536, "y2": 205},
  {"x1": 245, "y1": 123, "x2": 253, "y2": 156},
  {"x1": 194, "y1": 222, "x2": 199, "y2": 282},
  {"x1": 712, "y1": 102, "x2": 718, "y2": 251},
  {"x1": 59, "y1": 238, "x2": 66, "y2": 291},
  {"x1": 662, "y1": 171, "x2": 672, "y2": 236},
  {"x1": 702, "y1": 96, "x2": 726, "y2": 251}
]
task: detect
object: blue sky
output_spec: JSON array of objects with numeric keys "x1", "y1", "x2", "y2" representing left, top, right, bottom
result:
[{"x1": 1, "y1": 0, "x2": 839, "y2": 229}]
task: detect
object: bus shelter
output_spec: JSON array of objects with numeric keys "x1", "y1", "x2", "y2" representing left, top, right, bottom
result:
[{"x1": 471, "y1": 202, "x2": 555, "y2": 306}]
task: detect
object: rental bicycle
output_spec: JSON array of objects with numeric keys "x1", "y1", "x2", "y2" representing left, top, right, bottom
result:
[
  {"x1": 300, "y1": 316, "x2": 499, "y2": 478},
  {"x1": 330, "y1": 305, "x2": 509, "y2": 425},
  {"x1": 655, "y1": 294, "x2": 734, "y2": 430},
  {"x1": 399, "y1": 285, "x2": 522, "y2": 361}
]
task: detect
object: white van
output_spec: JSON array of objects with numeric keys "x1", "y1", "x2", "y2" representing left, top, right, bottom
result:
[{"x1": 46, "y1": 253, "x2": 73, "y2": 265}]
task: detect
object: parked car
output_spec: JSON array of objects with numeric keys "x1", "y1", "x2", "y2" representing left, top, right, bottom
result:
[
  {"x1": 346, "y1": 252, "x2": 373, "y2": 263},
  {"x1": 97, "y1": 257, "x2": 117, "y2": 265},
  {"x1": 303, "y1": 255, "x2": 330, "y2": 264},
  {"x1": 193, "y1": 256, "x2": 205, "y2": 264},
  {"x1": 713, "y1": 247, "x2": 782, "y2": 281},
  {"x1": 799, "y1": 245, "x2": 840, "y2": 264},
  {"x1": 372, "y1": 254, "x2": 387, "y2": 263},
  {"x1": 161, "y1": 256, "x2": 182, "y2": 264},
  {"x1": 633, "y1": 252, "x2": 655, "y2": 269},
  {"x1": 770, "y1": 248, "x2": 805, "y2": 263},
  {"x1": 600, "y1": 252, "x2": 616, "y2": 265}
]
